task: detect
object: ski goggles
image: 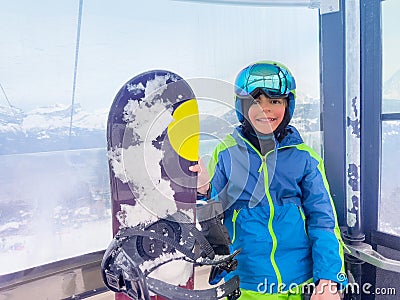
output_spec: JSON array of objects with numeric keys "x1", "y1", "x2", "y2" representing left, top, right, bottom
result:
[{"x1": 234, "y1": 63, "x2": 296, "y2": 99}]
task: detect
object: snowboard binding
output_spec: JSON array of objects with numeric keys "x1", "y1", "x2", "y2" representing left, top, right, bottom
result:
[{"x1": 101, "y1": 211, "x2": 241, "y2": 300}]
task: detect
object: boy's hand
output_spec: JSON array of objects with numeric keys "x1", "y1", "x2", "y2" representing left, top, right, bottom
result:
[
  {"x1": 189, "y1": 158, "x2": 210, "y2": 194},
  {"x1": 310, "y1": 280, "x2": 340, "y2": 300}
]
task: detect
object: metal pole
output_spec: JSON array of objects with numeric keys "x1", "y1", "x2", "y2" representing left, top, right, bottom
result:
[
  {"x1": 343, "y1": 1, "x2": 365, "y2": 299},
  {"x1": 343, "y1": 0, "x2": 364, "y2": 243}
]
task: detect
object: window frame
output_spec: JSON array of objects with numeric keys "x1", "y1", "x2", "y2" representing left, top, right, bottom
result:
[
  {"x1": 322, "y1": 0, "x2": 400, "y2": 254},
  {"x1": 322, "y1": 0, "x2": 400, "y2": 298},
  {"x1": 361, "y1": 0, "x2": 400, "y2": 250},
  {"x1": 319, "y1": 0, "x2": 347, "y2": 227}
]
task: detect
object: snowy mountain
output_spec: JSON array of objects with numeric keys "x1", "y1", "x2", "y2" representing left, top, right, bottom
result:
[
  {"x1": 0, "y1": 104, "x2": 108, "y2": 155},
  {"x1": 200, "y1": 109, "x2": 238, "y2": 140},
  {"x1": 1, "y1": 75, "x2": 399, "y2": 156},
  {"x1": 0, "y1": 98, "x2": 322, "y2": 155}
]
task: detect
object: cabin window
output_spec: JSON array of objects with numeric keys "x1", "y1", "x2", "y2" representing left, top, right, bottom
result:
[
  {"x1": 379, "y1": 0, "x2": 400, "y2": 237},
  {"x1": 0, "y1": 0, "x2": 320, "y2": 275}
]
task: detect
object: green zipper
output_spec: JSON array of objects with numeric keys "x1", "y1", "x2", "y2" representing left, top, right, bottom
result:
[
  {"x1": 236, "y1": 137, "x2": 347, "y2": 292},
  {"x1": 231, "y1": 209, "x2": 240, "y2": 243},
  {"x1": 261, "y1": 159, "x2": 283, "y2": 292},
  {"x1": 297, "y1": 205, "x2": 308, "y2": 237},
  {"x1": 238, "y1": 134, "x2": 284, "y2": 292}
]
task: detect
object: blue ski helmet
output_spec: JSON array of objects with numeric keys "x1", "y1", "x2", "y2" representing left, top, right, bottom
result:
[{"x1": 234, "y1": 61, "x2": 296, "y2": 123}]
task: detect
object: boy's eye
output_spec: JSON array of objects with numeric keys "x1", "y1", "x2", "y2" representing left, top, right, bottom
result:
[
  {"x1": 251, "y1": 97, "x2": 285, "y2": 106},
  {"x1": 271, "y1": 99, "x2": 283, "y2": 105}
]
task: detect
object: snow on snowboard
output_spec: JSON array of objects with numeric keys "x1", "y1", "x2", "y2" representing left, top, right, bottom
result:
[{"x1": 101, "y1": 70, "x2": 240, "y2": 300}]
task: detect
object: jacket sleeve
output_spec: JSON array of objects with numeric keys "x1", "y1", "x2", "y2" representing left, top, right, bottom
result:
[
  {"x1": 300, "y1": 152, "x2": 348, "y2": 287},
  {"x1": 207, "y1": 144, "x2": 229, "y2": 202}
]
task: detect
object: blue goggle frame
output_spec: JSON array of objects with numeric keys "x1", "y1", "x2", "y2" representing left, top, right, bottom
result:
[{"x1": 234, "y1": 63, "x2": 296, "y2": 99}]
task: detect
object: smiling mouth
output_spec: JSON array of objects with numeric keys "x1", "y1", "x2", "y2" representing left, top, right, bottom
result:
[{"x1": 256, "y1": 117, "x2": 277, "y2": 122}]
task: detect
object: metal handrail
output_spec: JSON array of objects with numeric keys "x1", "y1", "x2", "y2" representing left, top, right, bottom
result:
[
  {"x1": 345, "y1": 242, "x2": 400, "y2": 273},
  {"x1": 0, "y1": 250, "x2": 107, "y2": 299}
]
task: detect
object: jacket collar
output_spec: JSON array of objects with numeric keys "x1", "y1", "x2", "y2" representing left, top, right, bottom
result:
[{"x1": 232, "y1": 125, "x2": 303, "y2": 150}]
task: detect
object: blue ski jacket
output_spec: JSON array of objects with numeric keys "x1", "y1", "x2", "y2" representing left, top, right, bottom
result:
[{"x1": 208, "y1": 125, "x2": 347, "y2": 294}]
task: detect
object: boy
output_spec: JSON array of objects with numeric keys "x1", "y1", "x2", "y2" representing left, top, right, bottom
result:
[{"x1": 191, "y1": 61, "x2": 347, "y2": 299}]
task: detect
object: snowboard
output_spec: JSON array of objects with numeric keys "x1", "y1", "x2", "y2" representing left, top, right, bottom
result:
[{"x1": 106, "y1": 70, "x2": 199, "y2": 300}]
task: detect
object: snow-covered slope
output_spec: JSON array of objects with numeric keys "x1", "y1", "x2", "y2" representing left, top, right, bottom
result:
[{"x1": 0, "y1": 104, "x2": 108, "y2": 154}]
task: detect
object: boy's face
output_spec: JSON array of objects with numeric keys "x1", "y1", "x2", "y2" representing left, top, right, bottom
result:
[{"x1": 247, "y1": 94, "x2": 286, "y2": 134}]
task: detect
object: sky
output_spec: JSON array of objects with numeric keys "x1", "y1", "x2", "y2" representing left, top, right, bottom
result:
[
  {"x1": 382, "y1": 0, "x2": 400, "y2": 80},
  {"x1": 0, "y1": 0, "x2": 319, "y2": 111},
  {"x1": 0, "y1": 0, "x2": 398, "y2": 112}
]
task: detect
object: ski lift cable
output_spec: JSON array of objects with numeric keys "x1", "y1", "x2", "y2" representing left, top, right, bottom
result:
[
  {"x1": 0, "y1": 82, "x2": 14, "y2": 108},
  {"x1": 69, "y1": 0, "x2": 84, "y2": 140},
  {"x1": 0, "y1": 82, "x2": 17, "y2": 119}
]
